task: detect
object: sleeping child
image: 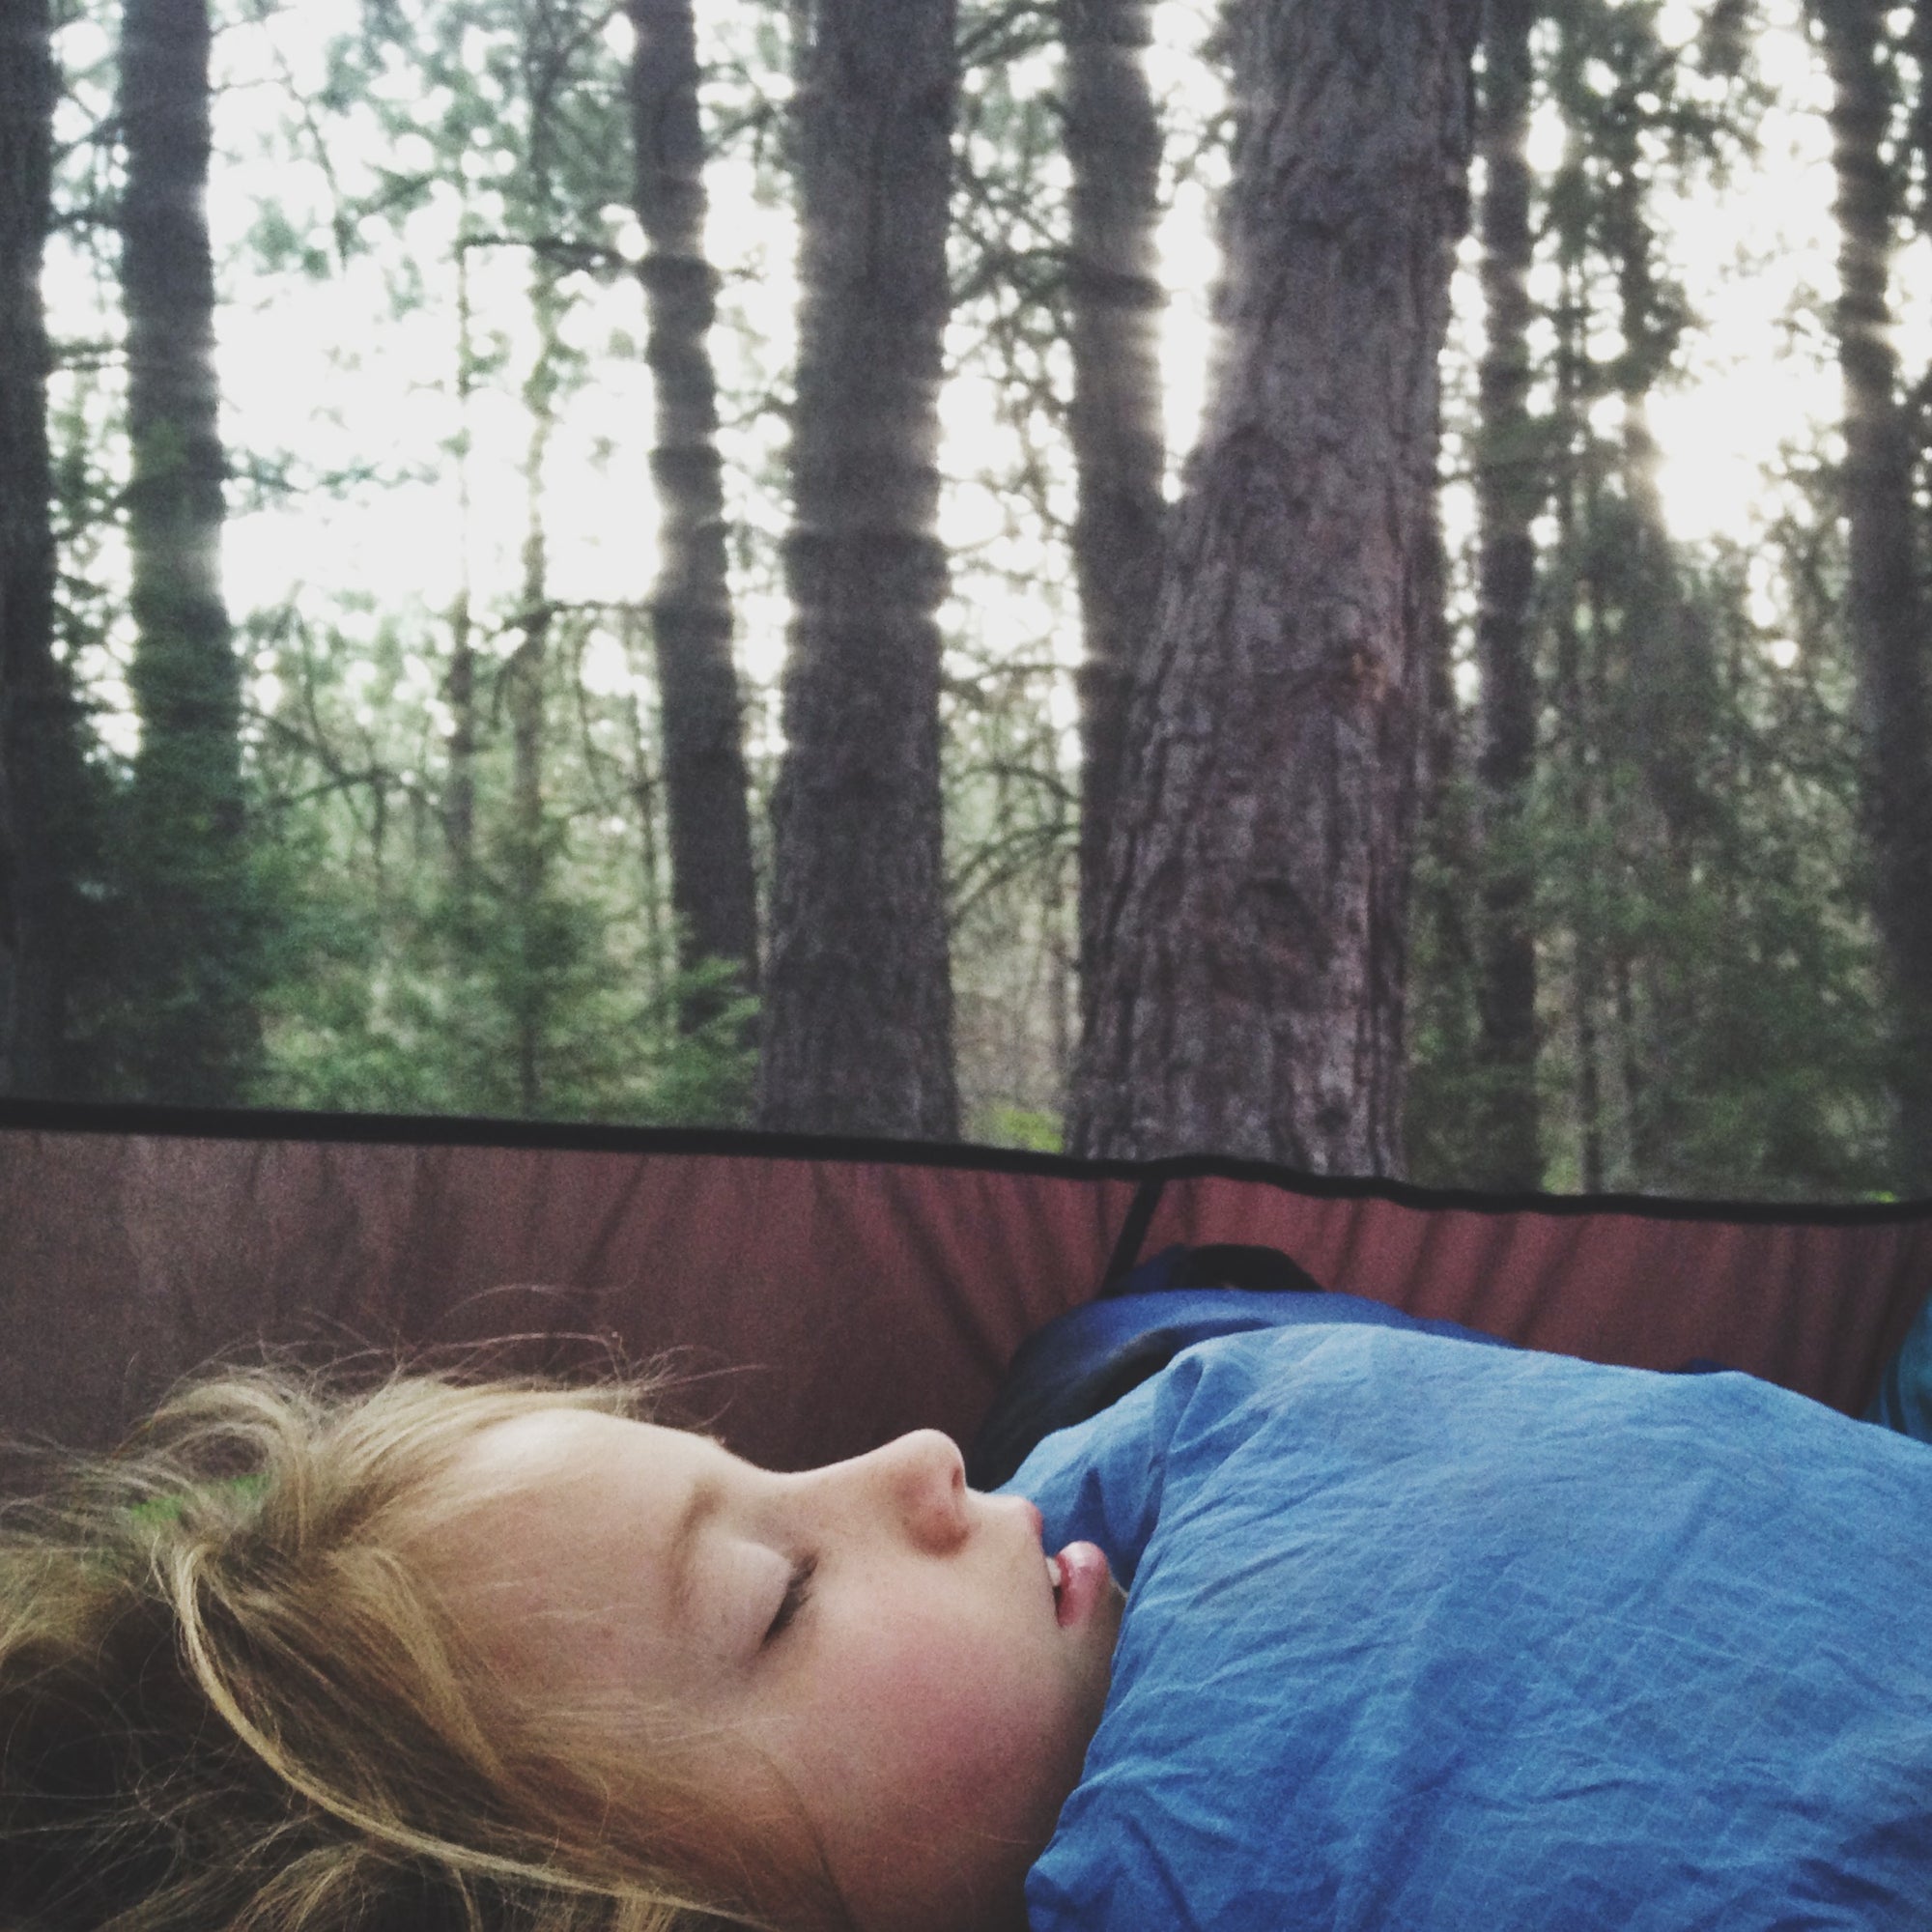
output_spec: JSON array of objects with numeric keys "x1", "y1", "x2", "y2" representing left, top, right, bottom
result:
[{"x1": 3, "y1": 1325, "x2": 1931, "y2": 1930}]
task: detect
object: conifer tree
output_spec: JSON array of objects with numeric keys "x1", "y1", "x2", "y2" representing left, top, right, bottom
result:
[
  {"x1": 0, "y1": 0, "x2": 60, "y2": 1091},
  {"x1": 757, "y1": 0, "x2": 962, "y2": 1138},
  {"x1": 1807, "y1": 0, "x2": 1932, "y2": 1188},
  {"x1": 445, "y1": 235, "x2": 480, "y2": 887},
  {"x1": 1069, "y1": 0, "x2": 1482, "y2": 1170},
  {"x1": 628, "y1": 0, "x2": 761, "y2": 1038},
  {"x1": 118, "y1": 0, "x2": 258, "y2": 1101},
  {"x1": 1470, "y1": 0, "x2": 1544, "y2": 1189},
  {"x1": 1061, "y1": 0, "x2": 1166, "y2": 1037}
]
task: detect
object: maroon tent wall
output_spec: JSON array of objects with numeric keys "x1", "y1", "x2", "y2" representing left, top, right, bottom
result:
[
  {"x1": 3, "y1": 1102, "x2": 1929, "y2": 1477},
  {"x1": 1136, "y1": 1176, "x2": 1929, "y2": 1418}
]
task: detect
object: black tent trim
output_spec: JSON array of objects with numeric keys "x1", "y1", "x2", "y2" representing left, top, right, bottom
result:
[{"x1": 2, "y1": 1094, "x2": 1926, "y2": 1228}]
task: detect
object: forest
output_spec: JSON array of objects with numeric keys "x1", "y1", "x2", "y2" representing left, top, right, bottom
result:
[{"x1": 1, "y1": 0, "x2": 1929, "y2": 1201}]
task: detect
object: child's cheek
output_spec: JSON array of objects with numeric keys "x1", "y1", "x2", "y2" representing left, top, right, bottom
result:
[{"x1": 833, "y1": 1609, "x2": 1047, "y2": 1806}]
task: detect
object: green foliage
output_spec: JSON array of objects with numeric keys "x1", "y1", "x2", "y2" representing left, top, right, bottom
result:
[
  {"x1": 1409, "y1": 451, "x2": 1896, "y2": 1199},
  {"x1": 971, "y1": 1103, "x2": 1064, "y2": 1153},
  {"x1": 250, "y1": 819, "x2": 756, "y2": 1126},
  {"x1": 1408, "y1": 767, "x2": 1892, "y2": 1202},
  {"x1": 243, "y1": 203, "x2": 332, "y2": 279}
]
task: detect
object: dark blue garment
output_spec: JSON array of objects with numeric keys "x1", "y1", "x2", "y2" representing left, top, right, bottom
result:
[
  {"x1": 1002, "y1": 1325, "x2": 1932, "y2": 1931},
  {"x1": 1864, "y1": 1287, "x2": 1932, "y2": 1444},
  {"x1": 966, "y1": 1246, "x2": 1516, "y2": 1490}
]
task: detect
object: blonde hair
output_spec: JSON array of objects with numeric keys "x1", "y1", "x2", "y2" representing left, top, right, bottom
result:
[{"x1": 0, "y1": 1355, "x2": 817, "y2": 1932}]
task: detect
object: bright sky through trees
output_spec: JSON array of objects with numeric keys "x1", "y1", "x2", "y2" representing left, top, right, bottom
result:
[{"x1": 40, "y1": 0, "x2": 1932, "y2": 753}]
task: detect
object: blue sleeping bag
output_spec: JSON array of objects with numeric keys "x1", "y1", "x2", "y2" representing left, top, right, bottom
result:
[{"x1": 1001, "y1": 1324, "x2": 1932, "y2": 1930}]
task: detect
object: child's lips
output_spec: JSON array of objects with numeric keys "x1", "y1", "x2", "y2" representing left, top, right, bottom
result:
[{"x1": 1046, "y1": 1541, "x2": 1110, "y2": 1629}]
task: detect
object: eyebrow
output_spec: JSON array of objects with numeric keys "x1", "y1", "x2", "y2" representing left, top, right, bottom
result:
[{"x1": 668, "y1": 1474, "x2": 724, "y2": 1625}]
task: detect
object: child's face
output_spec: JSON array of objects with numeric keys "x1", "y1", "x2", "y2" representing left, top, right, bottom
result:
[{"x1": 423, "y1": 1409, "x2": 1123, "y2": 1932}]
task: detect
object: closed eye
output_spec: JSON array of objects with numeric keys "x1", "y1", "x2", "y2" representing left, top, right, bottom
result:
[{"x1": 764, "y1": 1553, "x2": 817, "y2": 1645}]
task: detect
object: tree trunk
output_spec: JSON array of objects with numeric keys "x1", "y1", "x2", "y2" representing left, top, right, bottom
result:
[
  {"x1": 628, "y1": 0, "x2": 761, "y2": 1035},
  {"x1": 1602, "y1": 53, "x2": 1711, "y2": 1186},
  {"x1": 1812, "y1": 0, "x2": 1932, "y2": 1189},
  {"x1": 756, "y1": 0, "x2": 960, "y2": 1139},
  {"x1": 444, "y1": 234, "x2": 478, "y2": 884},
  {"x1": 0, "y1": 0, "x2": 62, "y2": 1093},
  {"x1": 1601, "y1": 42, "x2": 1709, "y2": 859},
  {"x1": 1469, "y1": 0, "x2": 1543, "y2": 1189},
  {"x1": 1403, "y1": 383, "x2": 1482, "y2": 1186},
  {"x1": 1061, "y1": 0, "x2": 1166, "y2": 1040},
  {"x1": 1067, "y1": 0, "x2": 1482, "y2": 1170},
  {"x1": 631, "y1": 674, "x2": 669, "y2": 1013},
  {"x1": 1554, "y1": 450, "x2": 1605, "y2": 1188},
  {"x1": 120, "y1": 0, "x2": 253, "y2": 1102},
  {"x1": 1912, "y1": 0, "x2": 1932, "y2": 236},
  {"x1": 509, "y1": 247, "x2": 560, "y2": 1118}
]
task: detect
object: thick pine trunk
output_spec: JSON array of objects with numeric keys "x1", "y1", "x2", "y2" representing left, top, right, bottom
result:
[
  {"x1": 1061, "y1": 0, "x2": 1166, "y2": 1040},
  {"x1": 120, "y1": 0, "x2": 253, "y2": 1101},
  {"x1": 0, "y1": 0, "x2": 61, "y2": 1092},
  {"x1": 756, "y1": 0, "x2": 960, "y2": 1139},
  {"x1": 1068, "y1": 0, "x2": 1481, "y2": 1170},
  {"x1": 1469, "y1": 0, "x2": 1543, "y2": 1189},
  {"x1": 628, "y1": 0, "x2": 761, "y2": 1033},
  {"x1": 1813, "y1": 0, "x2": 1932, "y2": 1189}
]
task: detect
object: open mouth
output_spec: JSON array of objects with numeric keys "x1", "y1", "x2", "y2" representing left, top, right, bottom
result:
[{"x1": 1045, "y1": 1541, "x2": 1109, "y2": 1628}]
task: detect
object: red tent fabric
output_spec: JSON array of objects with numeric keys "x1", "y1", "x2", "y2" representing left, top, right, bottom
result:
[{"x1": 2, "y1": 1099, "x2": 1927, "y2": 1475}]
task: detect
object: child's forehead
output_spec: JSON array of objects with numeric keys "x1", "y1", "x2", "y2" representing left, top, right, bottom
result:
[
  {"x1": 441, "y1": 1409, "x2": 731, "y2": 1521},
  {"x1": 469, "y1": 1405, "x2": 635, "y2": 1467},
  {"x1": 467, "y1": 1406, "x2": 677, "y2": 1468},
  {"x1": 419, "y1": 1416, "x2": 719, "y2": 1652}
]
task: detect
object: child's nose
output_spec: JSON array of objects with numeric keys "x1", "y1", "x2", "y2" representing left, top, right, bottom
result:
[{"x1": 874, "y1": 1428, "x2": 970, "y2": 1550}]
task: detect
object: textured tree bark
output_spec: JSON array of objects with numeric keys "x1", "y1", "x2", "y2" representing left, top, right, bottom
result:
[
  {"x1": 1061, "y1": 0, "x2": 1167, "y2": 1041},
  {"x1": 1812, "y1": 0, "x2": 1932, "y2": 1190},
  {"x1": 120, "y1": 0, "x2": 253, "y2": 1101},
  {"x1": 1470, "y1": 0, "x2": 1543, "y2": 1189},
  {"x1": 0, "y1": 0, "x2": 58, "y2": 1091},
  {"x1": 756, "y1": 0, "x2": 960, "y2": 1138},
  {"x1": 629, "y1": 0, "x2": 761, "y2": 1034},
  {"x1": 1067, "y1": 0, "x2": 1480, "y2": 1170}
]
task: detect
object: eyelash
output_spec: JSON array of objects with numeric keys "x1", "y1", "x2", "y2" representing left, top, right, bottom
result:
[{"x1": 764, "y1": 1553, "x2": 817, "y2": 1646}]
